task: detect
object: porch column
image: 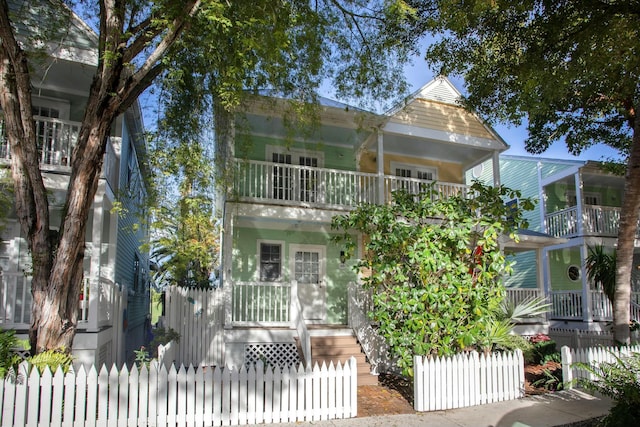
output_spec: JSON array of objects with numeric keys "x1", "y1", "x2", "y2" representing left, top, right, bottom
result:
[
  {"x1": 492, "y1": 151, "x2": 500, "y2": 186},
  {"x1": 580, "y1": 243, "x2": 593, "y2": 322},
  {"x1": 377, "y1": 130, "x2": 385, "y2": 204},
  {"x1": 87, "y1": 182, "x2": 104, "y2": 332},
  {"x1": 537, "y1": 162, "x2": 547, "y2": 233},
  {"x1": 222, "y1": 205, "x2": 234, "y2": 328},
  {"x1": 574, "y1": 170, "x2": 584, "y2": 235}
]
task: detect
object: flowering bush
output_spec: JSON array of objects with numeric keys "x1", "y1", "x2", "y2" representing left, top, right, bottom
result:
[
  {"x1": 525, "y1": 334, "x2": 559, "y2": 365},
  {"x1": 529, "y1": 333, "x2": 551, "y2": 344}
]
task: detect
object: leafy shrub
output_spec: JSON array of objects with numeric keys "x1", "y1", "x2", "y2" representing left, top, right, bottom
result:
[
  {"x1": 525, "y1": 333, "x2": 560, "y2": 365},
  {"x1": 149, "y1": 327, "x2": 180, "y2": 357},
  {"x1": 0, "y1": 329, "x2": 23, "y2": 378},
  {"x1": 577, "y1": 352, "x2": 640, "y2": 427},
  {"x1": 29, "y1": 349, "x2": 73, "y2": 374}
]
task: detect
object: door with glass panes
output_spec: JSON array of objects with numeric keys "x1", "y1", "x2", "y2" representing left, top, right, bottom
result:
[{"x1": 290, "y1": 244, "x2": 326, "y2": 321}]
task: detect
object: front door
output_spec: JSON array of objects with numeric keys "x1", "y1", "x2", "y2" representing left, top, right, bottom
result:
[{"x1": 290, "y1": 245, "x2": 326, "y2": 321}]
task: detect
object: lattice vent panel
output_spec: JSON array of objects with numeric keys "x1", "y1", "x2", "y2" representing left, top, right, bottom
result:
[{"x1": 245, "y1": 343, "x2": 300, "y2": 369}]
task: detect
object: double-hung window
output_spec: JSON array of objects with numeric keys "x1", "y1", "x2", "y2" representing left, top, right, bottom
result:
[{"x1": 259, "y1": 242, "x2": 282, "y2": 282}]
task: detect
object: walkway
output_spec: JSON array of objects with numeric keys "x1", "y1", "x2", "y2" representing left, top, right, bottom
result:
[{"x1": 266, "y1": 389, "x2": 611, "y2": 427}]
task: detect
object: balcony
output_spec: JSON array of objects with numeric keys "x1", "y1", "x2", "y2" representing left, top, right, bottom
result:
[
  {"x1": 232, "y1": 158, "x2": 468, "y2": 210},
  {"x1": 545, "y1": 205, "x2": 626, "y2": 238},
  {"x1": 1, "y1": 116, "x2": 118, "y2": 191}
]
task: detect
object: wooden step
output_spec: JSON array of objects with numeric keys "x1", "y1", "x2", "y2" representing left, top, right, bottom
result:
[{"x1": 310, "y1": 333, "x2": 378, "y2": 386}]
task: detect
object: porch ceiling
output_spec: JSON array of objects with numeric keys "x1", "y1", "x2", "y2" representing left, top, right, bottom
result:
[
  {"x1": 547, "y1": 167, "x2": 625, "y2": 192},
  {"x1": 379, "y1": 131, "x2": 497, "y2": 167},
  {"x1": 241, "y1": 112, "x2": 375, "y2": 148}
]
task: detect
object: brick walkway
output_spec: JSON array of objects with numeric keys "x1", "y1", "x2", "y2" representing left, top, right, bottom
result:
[{"x1": 357, "y1": 385, "x2": 414, "y2": 417}]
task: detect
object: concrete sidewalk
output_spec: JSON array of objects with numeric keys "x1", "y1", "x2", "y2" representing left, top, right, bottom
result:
[{"x1": 266, "y1": 389, "x2": 611, "y2": 427}]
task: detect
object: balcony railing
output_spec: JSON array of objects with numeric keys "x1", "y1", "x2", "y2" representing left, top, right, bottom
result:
[
  {"x1": 230, "y1": 281, "x2": 291, "y2": 325},
  {"x1": 545, "y1": 204, "x2": 635, "y2": 238},
  {"x1": 232, "y1": 158, "x2": 468, "y2": 209},
  {"x1": 0, "y1": 116, "x2": 80, "y2": 167}
]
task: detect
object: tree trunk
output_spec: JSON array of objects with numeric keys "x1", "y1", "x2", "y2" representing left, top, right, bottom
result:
[{"x1": 613, "y1": 115, "x2": 640, "y2": 345}]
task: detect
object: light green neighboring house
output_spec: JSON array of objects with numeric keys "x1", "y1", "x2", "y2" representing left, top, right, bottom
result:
[{"x1": 475, "y1": 155, "x2": 640, "y2": 330}]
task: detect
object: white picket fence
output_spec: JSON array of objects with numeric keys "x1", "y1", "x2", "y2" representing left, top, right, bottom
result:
[
  {"x1": 561, "y1": 344, "x2": 640, "y2": 388},
  {"x1": 0, "y1": 358, "x2": 358, "y2": 427},
  {"x1": 413, "y1": 350, "x2": 524, "y2": 412}
]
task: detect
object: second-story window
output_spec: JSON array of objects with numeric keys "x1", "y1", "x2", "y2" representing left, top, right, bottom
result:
[{"x1": 392, "y1": 162, "x2": 437, "y2": 194}]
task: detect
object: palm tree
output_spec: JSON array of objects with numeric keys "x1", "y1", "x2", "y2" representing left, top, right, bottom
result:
[{"x1": 585, "y1": 245, "x2": 616, "y2": 305}]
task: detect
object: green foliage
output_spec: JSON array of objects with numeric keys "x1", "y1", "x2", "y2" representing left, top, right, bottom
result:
[
  {"x1": 531, "y1": 368, "x2": 563, "y2": 391},
  {"x1": 332, "y1": 181, "x2": 534, "y2": 376},
  {"x1": 28, "y1": 349, "x2": 73, "y2": 375},
  {"x1": 134, "y1": 347, "x2": 152, "y2": 369},
  {"x1": 134, "y1": 326, "x2": 181, "y2": 368},
  {"x1": 586, "y1": 245, "x2": 617, "y2": 305},
  {"x1": 0, "y1": 329, "x2": 23, "y2": 378},
  {"x1": 577, "y1": 352, "x2": 640, "y2": 427},
  {"x1": 526, "y1": 334, "x2": 559, "y2": 365},
  {"x1": 423, "y1": 1, "x2": 635, "y2": 158}
]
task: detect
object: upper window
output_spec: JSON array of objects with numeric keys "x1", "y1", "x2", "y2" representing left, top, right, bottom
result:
[
  {"x1": 259, "y1": 242, "x2": 282, "y2": 282},
  {"x1": 391, "y1": 162, "x2": 437, "y2": 181}
]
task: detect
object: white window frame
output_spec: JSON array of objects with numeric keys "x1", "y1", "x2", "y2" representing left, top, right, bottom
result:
[
  {"x1": 390, "y1": 161, "x2": 438, "y2": 181},
  {"x1": 566, "y1": 191, "x2": 601, "y2": 207},
  {"x1": 257, "y1": 240, "x2": 285, "y2": 282},
  {"x1": 32, "y1": 96, "x2": 70, "y2": 120},
  {"x1": 266, "y1": 145, "x2": 324, "y2": 168}
]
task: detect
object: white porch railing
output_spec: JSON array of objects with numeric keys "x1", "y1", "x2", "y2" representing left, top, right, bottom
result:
[
  {"x1": 504, "y1": 288, "x2": 545, "y2": 307},
  {"x1": 231, "y1": 281, "x2": 291, "y2": 325},
  {"x1": 383, "y1": 176, "x2": 468, "y2": 202},
  {"x1": 545, "y1": 206, "x2": 579, "y2": 238},
  {"x1": 545, "y1": 204, "x2": 639, "y2": 238},
  {"x1": 0, "y1": 273, "x2": 121, "y2": 330},
  {"x1": 290, "y1": 281, "x2": 311, "y2": 368},
  {"x1": 0, "y1": 116, "x2": 80, "y2": 166},
  {"x1": 0, "y1": 272, "x2": 32, "y2": 327},
  {"x1": 550, "y1": 290, "x2": 583, "y2": 320},
  {"x1": 232, "y1": 158, "x2": 470, "y2": 209},
  {"x1": 233, "y1": 159, "x2": 380, "y2": 209},
  {"x1": 347, "y1": 282, "x2": 391, "y2": 374}
]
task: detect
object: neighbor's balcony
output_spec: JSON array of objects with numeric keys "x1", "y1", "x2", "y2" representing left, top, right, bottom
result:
[
  {"x1": 545, "y1": 205, "x2": 631, "y2": 238},
  {"x1": 0, "y1": 116, "x2": 118, "y2": 191},
  {"x1": 232, "y1": 158, "x2": 468, "y2": 210}
]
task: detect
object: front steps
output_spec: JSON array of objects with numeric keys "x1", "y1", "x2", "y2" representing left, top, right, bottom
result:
[{"x1": 310, "y1": 330, "x2": 378, "y2": 386}]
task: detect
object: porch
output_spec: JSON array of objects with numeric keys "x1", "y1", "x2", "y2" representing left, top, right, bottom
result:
[
  {"x1": 232, "y1": 158, "x2": 469, "y2": 210},
  {"x1": 0, "y1": 274, "x2": 124, "y2": 332},
  {"x1": 504, "y1": 288, "x2": 640, "y2": 323},
  {"x1": 544, "y1": 205, "x2": 632, "y2": 238}
]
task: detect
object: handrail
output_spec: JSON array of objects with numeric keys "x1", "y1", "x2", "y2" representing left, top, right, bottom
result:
[
  {"x1": 347, "y1": 282, "x2": 391, "y2": 374},
  {"x1": 290, "y1": 280, "x2": 311, "y2": 369}
]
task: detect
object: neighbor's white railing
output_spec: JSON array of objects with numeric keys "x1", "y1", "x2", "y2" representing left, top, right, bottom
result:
[
  {"x1": 231, "y1": 282, "x2": 291, "y2": 325},
  {"x1": 0, "y1": 116, "x2": 80, "y2": 166},
  {"x1": 561, "y1": 344, "x2": 640, "y2": 388},
  {"x1": 0, "y1": 358, "x2": 358, "y2": 427},
  {"x1": 233, "y1": 159, "x2": 380, "y2": 208},
  {"x1": 545, "y1": 206, "x2": 579, "y2": 237},
  {"x1": 0, "y1": 272, "x2": 32, "y2": 327},
  {"x1": 582, "y1": 205, "x2": 621, "y2": 236},
  {"x1": 549, "y1": 290, "x2": 583, "y2": 320},
  {"x1": 505, "y1": 288, "x2": 545, "y2": 307},
  {"x1": 413, "y1": 350, "x2": 524, "y2": 412}
]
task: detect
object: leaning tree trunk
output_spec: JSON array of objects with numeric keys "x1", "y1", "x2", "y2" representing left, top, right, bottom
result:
[
  {"x1": 614, "y1": 113, "x2": 640, "y2": 345},
  {"x1": 0, "y1": 1, "x2": 54, "y2": 354}
]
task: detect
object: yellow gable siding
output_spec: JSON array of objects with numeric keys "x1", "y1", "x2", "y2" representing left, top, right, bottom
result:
[
  {"x1": 360, "y1": 152, "x2": 463, "y2": 184},
  {"x1": 390, "y1": 99, "x2": 494, "y2": 140}
]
